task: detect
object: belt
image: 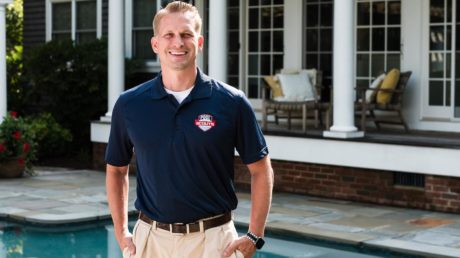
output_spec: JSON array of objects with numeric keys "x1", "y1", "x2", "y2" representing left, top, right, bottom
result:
[{"x1": 139, "y1": 212, "x2": 232, "y2": 234}]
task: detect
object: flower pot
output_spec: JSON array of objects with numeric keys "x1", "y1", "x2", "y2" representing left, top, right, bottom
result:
[{"x1": 0, "y1": 158, "x2": 25, "y2": 178}]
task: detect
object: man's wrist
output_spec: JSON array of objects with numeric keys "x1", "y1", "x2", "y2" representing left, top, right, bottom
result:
[{"x1": 246, "y1": 231, "x2": 265, "y2": 249}]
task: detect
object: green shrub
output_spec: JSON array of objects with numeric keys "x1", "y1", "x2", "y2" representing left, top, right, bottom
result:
[
  {"x1": 25, "y1": 113, "x2": 72, "y2": 160},
  {"x1": 22, "y1": 39, "x2": 108, "y2": 154}
]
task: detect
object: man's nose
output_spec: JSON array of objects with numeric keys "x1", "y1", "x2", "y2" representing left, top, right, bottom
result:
[{"x1": 172, "y1": 34, "x2": 184, "y2": 47}]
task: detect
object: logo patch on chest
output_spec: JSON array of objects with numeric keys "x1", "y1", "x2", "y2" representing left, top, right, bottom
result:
[{"x1": 194, "y1": 114, "x2": 216, "y2": 132}]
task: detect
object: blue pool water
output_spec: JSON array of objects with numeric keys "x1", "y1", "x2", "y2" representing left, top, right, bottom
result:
[{"x1": 0, "y1": 219, "x2": 418, "y2": 258}]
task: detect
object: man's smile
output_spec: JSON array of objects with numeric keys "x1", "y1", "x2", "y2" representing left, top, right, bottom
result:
[{"x1": 169, "y1": 50, "x2": 188, "y2": 56}]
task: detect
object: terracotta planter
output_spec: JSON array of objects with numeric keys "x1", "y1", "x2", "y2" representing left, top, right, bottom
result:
[{"x1": 0, "y1": 158, "x2": 25, "y2": 178}]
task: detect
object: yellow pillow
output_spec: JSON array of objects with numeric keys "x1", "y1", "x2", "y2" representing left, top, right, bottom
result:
[
  {"x1": 376, "y1": 69, "x2": 400, "y2": 105},
  {"x1": 264, "y1": 76, "x2": 284, "y2": 98}
]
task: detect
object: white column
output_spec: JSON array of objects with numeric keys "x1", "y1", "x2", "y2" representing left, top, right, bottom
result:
[
  {"x1": 195, "y1": 0, "x2": 204, "y2": 69},
  {"x1": 0, "y1": 0, "x2": 12, "y2": 122},
  {"x1": 208, "y1": 0, "x2": 227, "y2": 82},
  {"x1": 323, "y1": 0, "x2": 364, "y2": 139},
  {"x1": 103, "y1": 0, "x2": 125, "y2": 120},
  {"x1": 283, "y1": 0, "x2": 302, "y2": 70}
]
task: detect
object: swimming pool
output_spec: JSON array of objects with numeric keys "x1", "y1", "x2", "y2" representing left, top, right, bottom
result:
[{"x1": 0, "y1": 219, "x2": 418, "y2": 258}]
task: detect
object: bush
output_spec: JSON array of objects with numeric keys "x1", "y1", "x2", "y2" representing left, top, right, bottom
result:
[
  {"x1": 0, "y1": 112, "x2": 37, "y2": 174},
  {"x1": 22, "y1": 39, "x2": 108, "y2": 155},
  {"x1": 25, "y1": 113, "x2": 72, "y2": 160}
]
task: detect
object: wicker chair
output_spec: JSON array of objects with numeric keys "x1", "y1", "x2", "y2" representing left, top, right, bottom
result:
[
  {"x1": 261, "y1": 70, "x2": 328, "y2": 132},
  {"x1": 356, "y1": 71, "x2": 412, "y2": 132}
]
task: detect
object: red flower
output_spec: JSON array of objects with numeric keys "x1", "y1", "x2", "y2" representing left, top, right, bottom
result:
[
  {"x1": 23, "y1": 142, "x2": 30, "y2": 153},
  {"x1": 12, "y1": 131, "x2": 21, "y2": 140},
  {"x1": 10, "y1": 111, "x2": 17, "y2": 118},
  {"x1": 17, "y1": 158, "x2": 25, "y2": 165},
  {"x1": 0, "y1": 143, "x2": 5, "y2": 153}
]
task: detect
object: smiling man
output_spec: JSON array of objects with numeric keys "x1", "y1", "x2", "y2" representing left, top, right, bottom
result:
[{"x1": 105, "y1": 2, "x2": 274, "y2": 258}]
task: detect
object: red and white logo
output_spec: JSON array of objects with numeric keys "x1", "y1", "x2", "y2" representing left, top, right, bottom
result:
[{"x1": 194, "y1": 114, "x2": 216, "y2": 132}]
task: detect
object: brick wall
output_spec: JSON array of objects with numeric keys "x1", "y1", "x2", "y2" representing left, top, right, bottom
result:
[
  {"x1": 93, "y1": 142, "x2": 460, "y2": 213},
  {"x1": 234, "y1": 157, "x2": 460, "y2": 213}
]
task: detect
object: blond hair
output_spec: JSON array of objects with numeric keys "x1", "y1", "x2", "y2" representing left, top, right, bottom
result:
[{"x1": 153, "y1": 1, "x2": 202, "y2": 36}]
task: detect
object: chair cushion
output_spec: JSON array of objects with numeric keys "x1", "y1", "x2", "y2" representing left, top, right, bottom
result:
[
  {"x1": 366, "y1": 73, "x2": 386, "y2": 103},
  {"x1": 263, "y1": 76, "x2": 284, "y2": 98},
  {"x1": 280, "y1": 68, "x2": 317, "y2": 87},
  {"x1": 276, "y1": 73, "x2": 315, "y2": 102},
  {"x1": 376, "y1": 68, "x2": 400, "y2": 105}
]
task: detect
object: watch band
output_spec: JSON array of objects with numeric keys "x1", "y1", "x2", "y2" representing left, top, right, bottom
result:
[{"x1": 246, "y1": 231, "x2": 265, "y2": 249}]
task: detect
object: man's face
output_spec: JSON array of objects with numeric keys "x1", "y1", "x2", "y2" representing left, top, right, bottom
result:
[{"x1": 151, "y1": 12, "x2": 203, "y2": 71}]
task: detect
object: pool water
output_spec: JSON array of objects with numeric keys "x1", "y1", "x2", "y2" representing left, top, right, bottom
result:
[{"x1": 0, "y1": 219, "x2": 417, "y2": 258}]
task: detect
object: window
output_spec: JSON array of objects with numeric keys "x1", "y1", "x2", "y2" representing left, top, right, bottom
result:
[
  {"x1": 426, "y1": 0, "x2": 460, "y2": 119},
  {"x1": 246, "y1": 0, "x2": 284, "y2": 98},
  {"x1": 47, "y1": 0, "x2": 101, "y2": 43},
  {"x1": 355, "y1": 0, "x2": 401, "y2": 91},
  {"x1": 126, "y1": 0, "x2": 194, "y2": 62},
  {"x1": 228, "y1": 0, "x2": 241, "y2": 87},
  {"x1": 304, "y1": 0, "x2": 333, "y2": 101},
  {"x1": 132, "y1": 0, "x2": 157, "y2": 60}
]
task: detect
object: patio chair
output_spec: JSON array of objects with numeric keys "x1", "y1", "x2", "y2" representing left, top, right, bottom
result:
[
  {"x1": 356, "y1": 69, "x2": 412, "y2": 132},
  {"x1": 262, "y1": 69, "x2": 328, "y2": 132}
]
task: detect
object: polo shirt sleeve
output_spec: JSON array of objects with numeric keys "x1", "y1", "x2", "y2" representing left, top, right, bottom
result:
[
  {"x1": 105, "y1": 97, "x2": 133, "y2": 166},
  {"x1": 235, "y1": 94, "x2": 269, "y2": 164}
]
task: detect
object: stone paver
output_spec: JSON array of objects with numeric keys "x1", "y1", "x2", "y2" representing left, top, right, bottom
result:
[{"x1": 1, "y1": 168, "x2": 460, "y2": 258}]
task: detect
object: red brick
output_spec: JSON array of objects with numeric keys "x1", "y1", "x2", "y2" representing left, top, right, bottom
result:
[
  {"x1": 434, "y1": 186, "x2": 449, "y2": 192},
  {"x1": 441, "y1": 193, "x2": 459, "y2": 200}
]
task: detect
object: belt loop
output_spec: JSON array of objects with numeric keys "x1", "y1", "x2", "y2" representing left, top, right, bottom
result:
[
  {"x1": 169, "y1": 224, "x2": 173, "y2": 233},
  {"x1": 153, "y1": 220, "x2": 157, "y2": 230},
  {"x1": 199, "y1": 220, "x2": 204, "y2": 233},
  {"x1": 186, "y1": 224, "x2": 190, "y2": 234}
]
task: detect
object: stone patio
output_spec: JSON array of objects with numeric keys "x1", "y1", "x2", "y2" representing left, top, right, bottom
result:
[{"x1": 1, "y1": 168, "x2": 460, "y2": 258}]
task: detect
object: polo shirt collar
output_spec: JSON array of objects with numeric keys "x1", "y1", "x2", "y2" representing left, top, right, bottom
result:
[{"x1": 150, "y1": 68, "x2": 212, "y2": 100}]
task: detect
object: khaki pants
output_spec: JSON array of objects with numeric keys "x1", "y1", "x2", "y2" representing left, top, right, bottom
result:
[{"x1": 123, "y1": 219, "x2": 244, "y2": 258}]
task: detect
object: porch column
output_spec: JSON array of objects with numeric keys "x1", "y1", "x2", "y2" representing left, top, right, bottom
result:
[
  {"x1": 0, "y1": 0, "x2": 12, "y2": 122},
  {"x1": 323, "y1": 0, "x2": 364, "y2": 138},
  {"x1": 208, "y1": 0, "x2": 227, "y2": 82},
  {"x1": 104, "y1": 0, "x2": 124, "y2": 120}
]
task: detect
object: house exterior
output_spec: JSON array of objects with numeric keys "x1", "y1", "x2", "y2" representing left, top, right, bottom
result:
[{"x1": 20, "y1": 0, "x2": 460, "y2": 213}]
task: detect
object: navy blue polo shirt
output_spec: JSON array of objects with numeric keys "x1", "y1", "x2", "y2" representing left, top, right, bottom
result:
[{"x1": 105, "y1": 69, "x2": 268, "y2": 223}]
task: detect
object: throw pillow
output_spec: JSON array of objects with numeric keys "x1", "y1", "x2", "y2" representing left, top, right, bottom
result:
[
  {"x1": 264, "y1": 76, "x2": 284, "y2": 98},
  {"x1": 276, "y1": 73, "x2": 315, "y2": 102},
  {"x1": 366, "y1": 73, "x2": 386, "y2": 103},
  {"x1": 376, "y1": 69, "x2": 400, "y2": 105}
]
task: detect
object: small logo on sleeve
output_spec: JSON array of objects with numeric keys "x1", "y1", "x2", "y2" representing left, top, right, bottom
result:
[{"x1": 194, "y1": 114, "x2": 216, "y2": 132}]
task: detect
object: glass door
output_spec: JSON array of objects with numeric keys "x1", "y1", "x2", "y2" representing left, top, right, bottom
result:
[
  {"x1": 246, "y1": 0, "x2": 284, "y2": 98},
  {"x1": 355, "y1": 0, "x2": 402, "y2": 91},
  {"x1": 427, "y1": 0, "x2": 460, "y2": 119}
]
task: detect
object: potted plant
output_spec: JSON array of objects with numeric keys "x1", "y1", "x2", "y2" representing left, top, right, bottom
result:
[{"x1": 0, "y1": 112, "x2": 37, "y2": 178}]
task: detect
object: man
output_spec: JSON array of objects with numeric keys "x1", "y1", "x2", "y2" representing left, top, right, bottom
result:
[{"x1": 105, "y1": 2, "x2": 273, "y2": 258}]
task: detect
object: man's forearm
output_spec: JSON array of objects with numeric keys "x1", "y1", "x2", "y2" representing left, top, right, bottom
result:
[
  {"x1": 106, "y1": 165, "x2": 130, "y2": 238},
  {"x1": 248, "y1": 156, "x2": 274, "y2": 237}
]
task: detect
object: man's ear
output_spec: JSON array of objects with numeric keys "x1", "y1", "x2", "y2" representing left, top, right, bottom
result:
[
  {"x1": 198, "y1": 35, "x2": 204, "y2": 52},
  {"x1": 151, "y1": 36, "x2": 159, "y2": 54}
]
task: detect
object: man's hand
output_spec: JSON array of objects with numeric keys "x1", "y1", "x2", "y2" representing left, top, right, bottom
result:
[
  {"x1": 117, "y1": 230, "x2": 136, "y2": 256},
  {"x1": 223, "y1": 236, "x2": 256, "y2": 258}
]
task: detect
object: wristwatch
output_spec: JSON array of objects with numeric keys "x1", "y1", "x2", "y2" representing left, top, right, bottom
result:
[{"x1": 245, "y1": 231, "x2": 265, "y2": 249}]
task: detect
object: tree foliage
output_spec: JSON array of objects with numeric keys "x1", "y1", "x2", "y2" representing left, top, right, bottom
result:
[{"x1": 6, "y1": 0, "x2": 24, "y2": 111}]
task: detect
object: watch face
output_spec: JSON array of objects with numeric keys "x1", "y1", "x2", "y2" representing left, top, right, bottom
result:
[{"x1": 255, "y1": 238, "x2": 265, "y2": 249}]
